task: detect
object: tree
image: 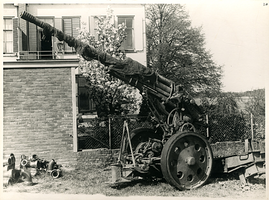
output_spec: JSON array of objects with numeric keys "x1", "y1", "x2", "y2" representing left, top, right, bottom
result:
[
  {"x1": 77, "y1": 7, "x2": 142, "y2": 117},
  {"x1": 200, "y1": 92, "x2": 240, "y2": 116},
  {"x1": 199, "y1": 92, "x2": 249, "y2": 143},
  {"x1": 146, "y1": 4, "x2": 222, "y2": 96},
  {"x1": 244, "y1": 89, "x2": 265, "y2": 116}
]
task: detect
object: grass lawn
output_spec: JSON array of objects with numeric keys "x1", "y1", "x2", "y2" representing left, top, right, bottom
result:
[{"x1": 3, "y1": 164, "x2": 266, "y2": 199}]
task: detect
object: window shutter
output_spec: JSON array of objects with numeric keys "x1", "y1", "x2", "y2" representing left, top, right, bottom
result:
[
  {"x1": 63, "y1": 17, "x2": 80, "y2": 52},
  {"x1": 53, "y1": 18, "x2": 63, "y2": 56},
  {"x1": 63, "y1": 18, "x2": 72, "y2": 52},
  {"x1": 55, "y1": 18, "x2": 62, "y2": 30},
  {"x1": 13, "y1": 18, "x2": 18, "y2": 53},
  {"x1": 17, "y1": 27, "x2": 27, "y2": 52},
  {"x1": 17, "y1": 28, "x2": 22, "y2": 52},
  {"x1": 72, "y1": 17, "x2": 80, "y2": 39},
  {"x1": 63, "y1": 18, "x2": 72, "y2": 35},
  {"x1": 28, "y1": 22, "x2": 37, "y2": 51},
  {"x1": 89, "y1": 16, "x2": 95, "y2": 37},
  {"x1": 135, "y1": 18, "x2": 143, "y2": 51},
  {"x1": 21, "y1": 29, "x2": 28, "y2": 51}
]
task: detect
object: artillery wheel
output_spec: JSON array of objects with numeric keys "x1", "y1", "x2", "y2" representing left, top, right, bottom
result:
[{"x1": 161, "y1": 131, "x2": 213, "y2": 190}]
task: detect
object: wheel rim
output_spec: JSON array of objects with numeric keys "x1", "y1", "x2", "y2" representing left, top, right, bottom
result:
[{"x1": 161, "y1": 131, "x2": 213, "y2": 190}]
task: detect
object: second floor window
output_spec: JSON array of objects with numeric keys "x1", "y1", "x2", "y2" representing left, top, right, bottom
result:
[
  {"x1": 118, "y1": 16, "x2": 134, "y2": 50},
  {"x1": 3, "y1": 18, "x2": 13, "y2": 53},
  {"x1": 63, "y1": 17, "x2": 80, "y2": 53},
  {"x1": 89, "y1": 15, "x2": 134, "y2": 51}
]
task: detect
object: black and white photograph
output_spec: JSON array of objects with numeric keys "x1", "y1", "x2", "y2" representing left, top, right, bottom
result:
[{"x1": 1, "y1": 0, "x2": 268, "y2": 200}]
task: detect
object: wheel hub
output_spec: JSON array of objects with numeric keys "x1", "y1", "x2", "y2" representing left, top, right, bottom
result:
[{"x1": 185, "y1": 157, "x2": 195, "y2": 166}]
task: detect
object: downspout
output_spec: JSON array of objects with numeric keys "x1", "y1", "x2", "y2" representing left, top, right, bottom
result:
[{"x1": 72, "y1": 67, "x2": 78, "y2": 152}]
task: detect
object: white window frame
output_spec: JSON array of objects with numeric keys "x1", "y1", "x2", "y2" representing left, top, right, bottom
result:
[
  {"x1": 116, "y1": 15, "x2": 135, "y2": 51},
  {"x1": 3, "y1": 17, "x2": 13, "y2": 54},
  {"x1": 89, "y1": 15, "x2": 135, "y2": 52}
]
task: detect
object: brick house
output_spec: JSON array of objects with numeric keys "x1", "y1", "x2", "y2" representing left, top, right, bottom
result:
[{"x1": 2, "y1": 3, "x2": 147, "y2": 167}]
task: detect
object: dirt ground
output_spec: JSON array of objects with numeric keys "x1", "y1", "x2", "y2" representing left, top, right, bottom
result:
[{"x1": 2, "y1": 165, "x2": 267, "y2": 199}]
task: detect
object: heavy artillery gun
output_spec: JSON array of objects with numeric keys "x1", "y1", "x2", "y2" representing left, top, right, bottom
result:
[{"x1": 21, "y1": 11, "x2": 213, "y2": 190}]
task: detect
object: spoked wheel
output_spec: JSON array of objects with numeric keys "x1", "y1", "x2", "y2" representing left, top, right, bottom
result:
[{"x1": 161, "y1": 131, "x2": 213, "y2": 190}]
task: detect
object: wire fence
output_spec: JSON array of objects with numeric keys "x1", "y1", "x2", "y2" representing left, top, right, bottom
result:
[
  {"x1": 77, "y1": 113, "x2": 265, "y2": 150},
  {"x1": 208, "y1": 113, "x2": 265, "y2": 143}
]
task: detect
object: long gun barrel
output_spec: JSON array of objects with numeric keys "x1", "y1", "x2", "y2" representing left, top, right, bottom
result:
[
  {"x1": 20, "y1": 11, "x2": 175, "y2": 97},
  {"x1": 20, "y1": 11, "x2": 48, "y2": 28}
]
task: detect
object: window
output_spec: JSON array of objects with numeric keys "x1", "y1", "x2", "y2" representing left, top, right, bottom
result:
[
  {"x1": 76, "y1": 76, "x2": 96, "y2": 114},
  {"x1": 89, "y1": 15, "x2": 134, "y2": 51},
  {"x1": 3, "y1": 18, "x2": 13, "y2": 53},
  {"x1": 118, "y1": 16, "x2": 134, "y2": 50},
  {"x1": 63, "y1": 17, "x2": 80, "y2": 53}
]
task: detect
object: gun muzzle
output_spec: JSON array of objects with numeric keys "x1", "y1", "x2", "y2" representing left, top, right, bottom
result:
[{"x1": 20, "y1": 11, "x2": 47, "y2": 28}]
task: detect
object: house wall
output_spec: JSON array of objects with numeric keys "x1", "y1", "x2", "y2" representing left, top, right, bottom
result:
[{"x1": 3, "y1": 62, "x2": 77, "y2": 167}]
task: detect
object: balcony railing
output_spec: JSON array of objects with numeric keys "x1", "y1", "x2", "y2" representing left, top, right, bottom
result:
[
  {"x1": 19, "y1": 51, "x2": 55, "y2": 60},
  {"x1": 18, "y1": 51, "x2": 77, "y2": 60}
]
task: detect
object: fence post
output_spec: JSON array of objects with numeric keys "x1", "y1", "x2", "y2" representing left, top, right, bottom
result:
[
  {"x1": 250, "y1": 113, "x2": 254, "y2": 140},
  {"x1": 206, "y1": 114, "x2": 209, "y2": 138},
  {"x1": 109, "y1": 117, "x2": 111, "y2": 149}
]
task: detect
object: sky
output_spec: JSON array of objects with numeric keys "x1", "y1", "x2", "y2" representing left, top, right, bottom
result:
[{"x1": 183, "y1": 1, "x2": 269, "y2": 92}]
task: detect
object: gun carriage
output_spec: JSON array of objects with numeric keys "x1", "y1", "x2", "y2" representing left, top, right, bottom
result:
[{"x1": 21, "y1": 11, "x2": 213, "y2": 190}]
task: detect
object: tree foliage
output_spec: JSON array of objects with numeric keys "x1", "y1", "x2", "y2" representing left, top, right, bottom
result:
[
  {"x1": 77, "y1": 7, "x2": 142, "y2": 117},
  {"x1": 244, "y1": 88, "x2": 265, "y2": 116},
  {"x1": 146, "y1": 4, "x2": 222, "y2": 96},
  {"x1": 200, "y1": 92, "x2": 240, "y2": 116}
]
